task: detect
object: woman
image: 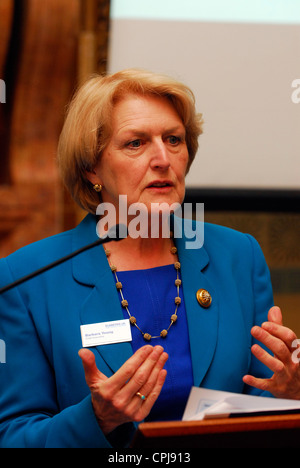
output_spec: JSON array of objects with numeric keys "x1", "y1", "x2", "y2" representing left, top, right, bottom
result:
[{"x1": 0, "y1": 69, "x2": 299, "y2": 448}]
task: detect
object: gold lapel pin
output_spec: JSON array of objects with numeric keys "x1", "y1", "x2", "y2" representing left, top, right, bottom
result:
[{"x1": 196, "y1": 289, "x2": 212, "y2": 308}]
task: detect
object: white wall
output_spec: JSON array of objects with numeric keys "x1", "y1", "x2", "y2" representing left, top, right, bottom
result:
[{"x1": 108, "y1": 1, "x2": 300, "y2": 190}]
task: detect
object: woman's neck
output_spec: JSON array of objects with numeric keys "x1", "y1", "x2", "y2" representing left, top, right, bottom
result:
[{"x1": 104, "y1": 235, "x2": 177, "y2": 271}]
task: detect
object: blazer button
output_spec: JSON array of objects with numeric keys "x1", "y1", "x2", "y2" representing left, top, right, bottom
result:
[{"x1": 196, "y1": 289, "x2": 212, "y2": 308}]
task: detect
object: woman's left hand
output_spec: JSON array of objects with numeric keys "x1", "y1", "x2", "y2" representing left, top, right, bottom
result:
[{"x1": 243, "y1": 306, "x2": 300, "y2": 399}]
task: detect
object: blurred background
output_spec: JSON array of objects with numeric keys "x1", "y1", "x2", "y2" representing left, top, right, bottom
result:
[{"x1": 0, "y1": 0, "x2": 299, "y2": 332}]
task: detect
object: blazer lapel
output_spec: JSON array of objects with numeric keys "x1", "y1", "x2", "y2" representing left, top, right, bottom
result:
[
  {"x1": 72, "y1": 215, "x2": 133, "y2": 374},
  {"x1": 175, "y1": 219, "x2": 219, "y2": 387}
]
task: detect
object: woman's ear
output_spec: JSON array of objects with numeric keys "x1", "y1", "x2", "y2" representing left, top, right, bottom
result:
[{"x1": 85, "y1": 169, "x2": 101, "y2": 186}]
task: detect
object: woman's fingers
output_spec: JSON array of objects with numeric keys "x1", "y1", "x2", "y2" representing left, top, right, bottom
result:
[
  {"x1": 103, "y1": 345, "x2": 159, "y2": 394},
  {"x1": 130, "y1": 348, "x2": 168, "y2": 407},
  {"x1": 121, "y1": 351, "x2": 168, "y2": 423},
  {"x1": 102, "y1": 345, "x2": 168, "y2": 413},
  {"x1": 132, "y1": 367, "x2": 168, "y2": 420},
  {"x1": 249, "y1": 343, "x2": 285, "y2": 374},
  {"x1": 261, "y1": 321, "x2": 297, "y2": 353},
  {"x1": 78, "y1": 345, "x2": 168, "y2": 433},
  {"x1": 78, "y1": 348, "x2": 108, "y2": 386},
  {"x1": 125, "y1": 345, "x2": 168, "y2": 396},
  {"x1": 242, "y1": 374, "x2": 269, "y2": 392},
  {"x1": 251, "y1": 325, "x2": 294, "y2": 364},
  {"x1": 79, "y1": 345, "x2": 168, "y2": 409},
  {"x1": 267, "y1": 306, "x2": 283, "y2": 325},
  {"x1": 244, "y1": 307, "x2": 300, "y2": 399}
]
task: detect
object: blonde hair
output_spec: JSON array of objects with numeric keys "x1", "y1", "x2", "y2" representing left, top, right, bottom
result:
[{"x1": 57, "y1": 69, "x2": 204, "y2": 213}]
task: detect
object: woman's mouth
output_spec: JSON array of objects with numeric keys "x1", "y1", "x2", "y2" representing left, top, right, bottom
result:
[{"x1": 146, "y1": 181, "x2": 173, "y2": 190}]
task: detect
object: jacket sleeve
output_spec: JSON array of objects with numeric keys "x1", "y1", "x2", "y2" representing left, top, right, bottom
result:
[{"x1": 0, "y1": 258, "x2": 135, "y2": 448}]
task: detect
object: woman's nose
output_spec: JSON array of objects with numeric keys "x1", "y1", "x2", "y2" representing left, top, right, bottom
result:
[{"x1": 150, "y1": 140, "x2": 171, "y2": 169}]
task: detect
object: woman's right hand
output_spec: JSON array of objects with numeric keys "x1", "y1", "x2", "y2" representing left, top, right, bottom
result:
[{"x1": 78, "y1": 345, "x2": 168, "y2": 435}]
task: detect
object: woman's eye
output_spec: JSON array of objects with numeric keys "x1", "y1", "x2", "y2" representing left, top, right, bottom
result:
[
  {"x1": 168, "y1": 135, "x2": 181, "y2": 145},
  {"x1": 127, "y1": 139, "x2": 142, "y2": 148}
]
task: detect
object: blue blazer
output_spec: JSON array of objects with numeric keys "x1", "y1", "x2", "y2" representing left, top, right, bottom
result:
[{"x1": 0, "y1": 214, "x2": 274, "y2": 448}]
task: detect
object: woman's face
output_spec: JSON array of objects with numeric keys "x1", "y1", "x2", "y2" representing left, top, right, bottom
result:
[{"x1": 89, "y1": 94, "x2": 189, "y2": 217}]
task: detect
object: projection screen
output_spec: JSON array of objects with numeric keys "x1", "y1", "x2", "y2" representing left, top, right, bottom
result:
[{"x1": 108, "y1": 0, "x2": 300, "y2": 190}]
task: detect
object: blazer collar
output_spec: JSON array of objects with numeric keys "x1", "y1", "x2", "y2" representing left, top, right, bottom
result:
[{"x1": 72, "y1": 214, "x2": 108, "y2": 287}]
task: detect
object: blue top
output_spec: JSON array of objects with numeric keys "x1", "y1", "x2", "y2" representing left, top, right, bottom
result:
[{"x1": 117, "y1": 264, "x2": 194, "y2": 421}]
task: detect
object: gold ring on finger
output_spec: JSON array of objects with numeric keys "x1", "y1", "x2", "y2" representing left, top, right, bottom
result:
[{"x1": 136, "y1": 392, "x2": 147, "y2": 401}]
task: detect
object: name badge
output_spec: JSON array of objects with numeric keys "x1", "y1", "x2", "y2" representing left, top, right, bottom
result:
[{"x1": 80, "y1": 319, "x2": 132, "y2": 347}]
